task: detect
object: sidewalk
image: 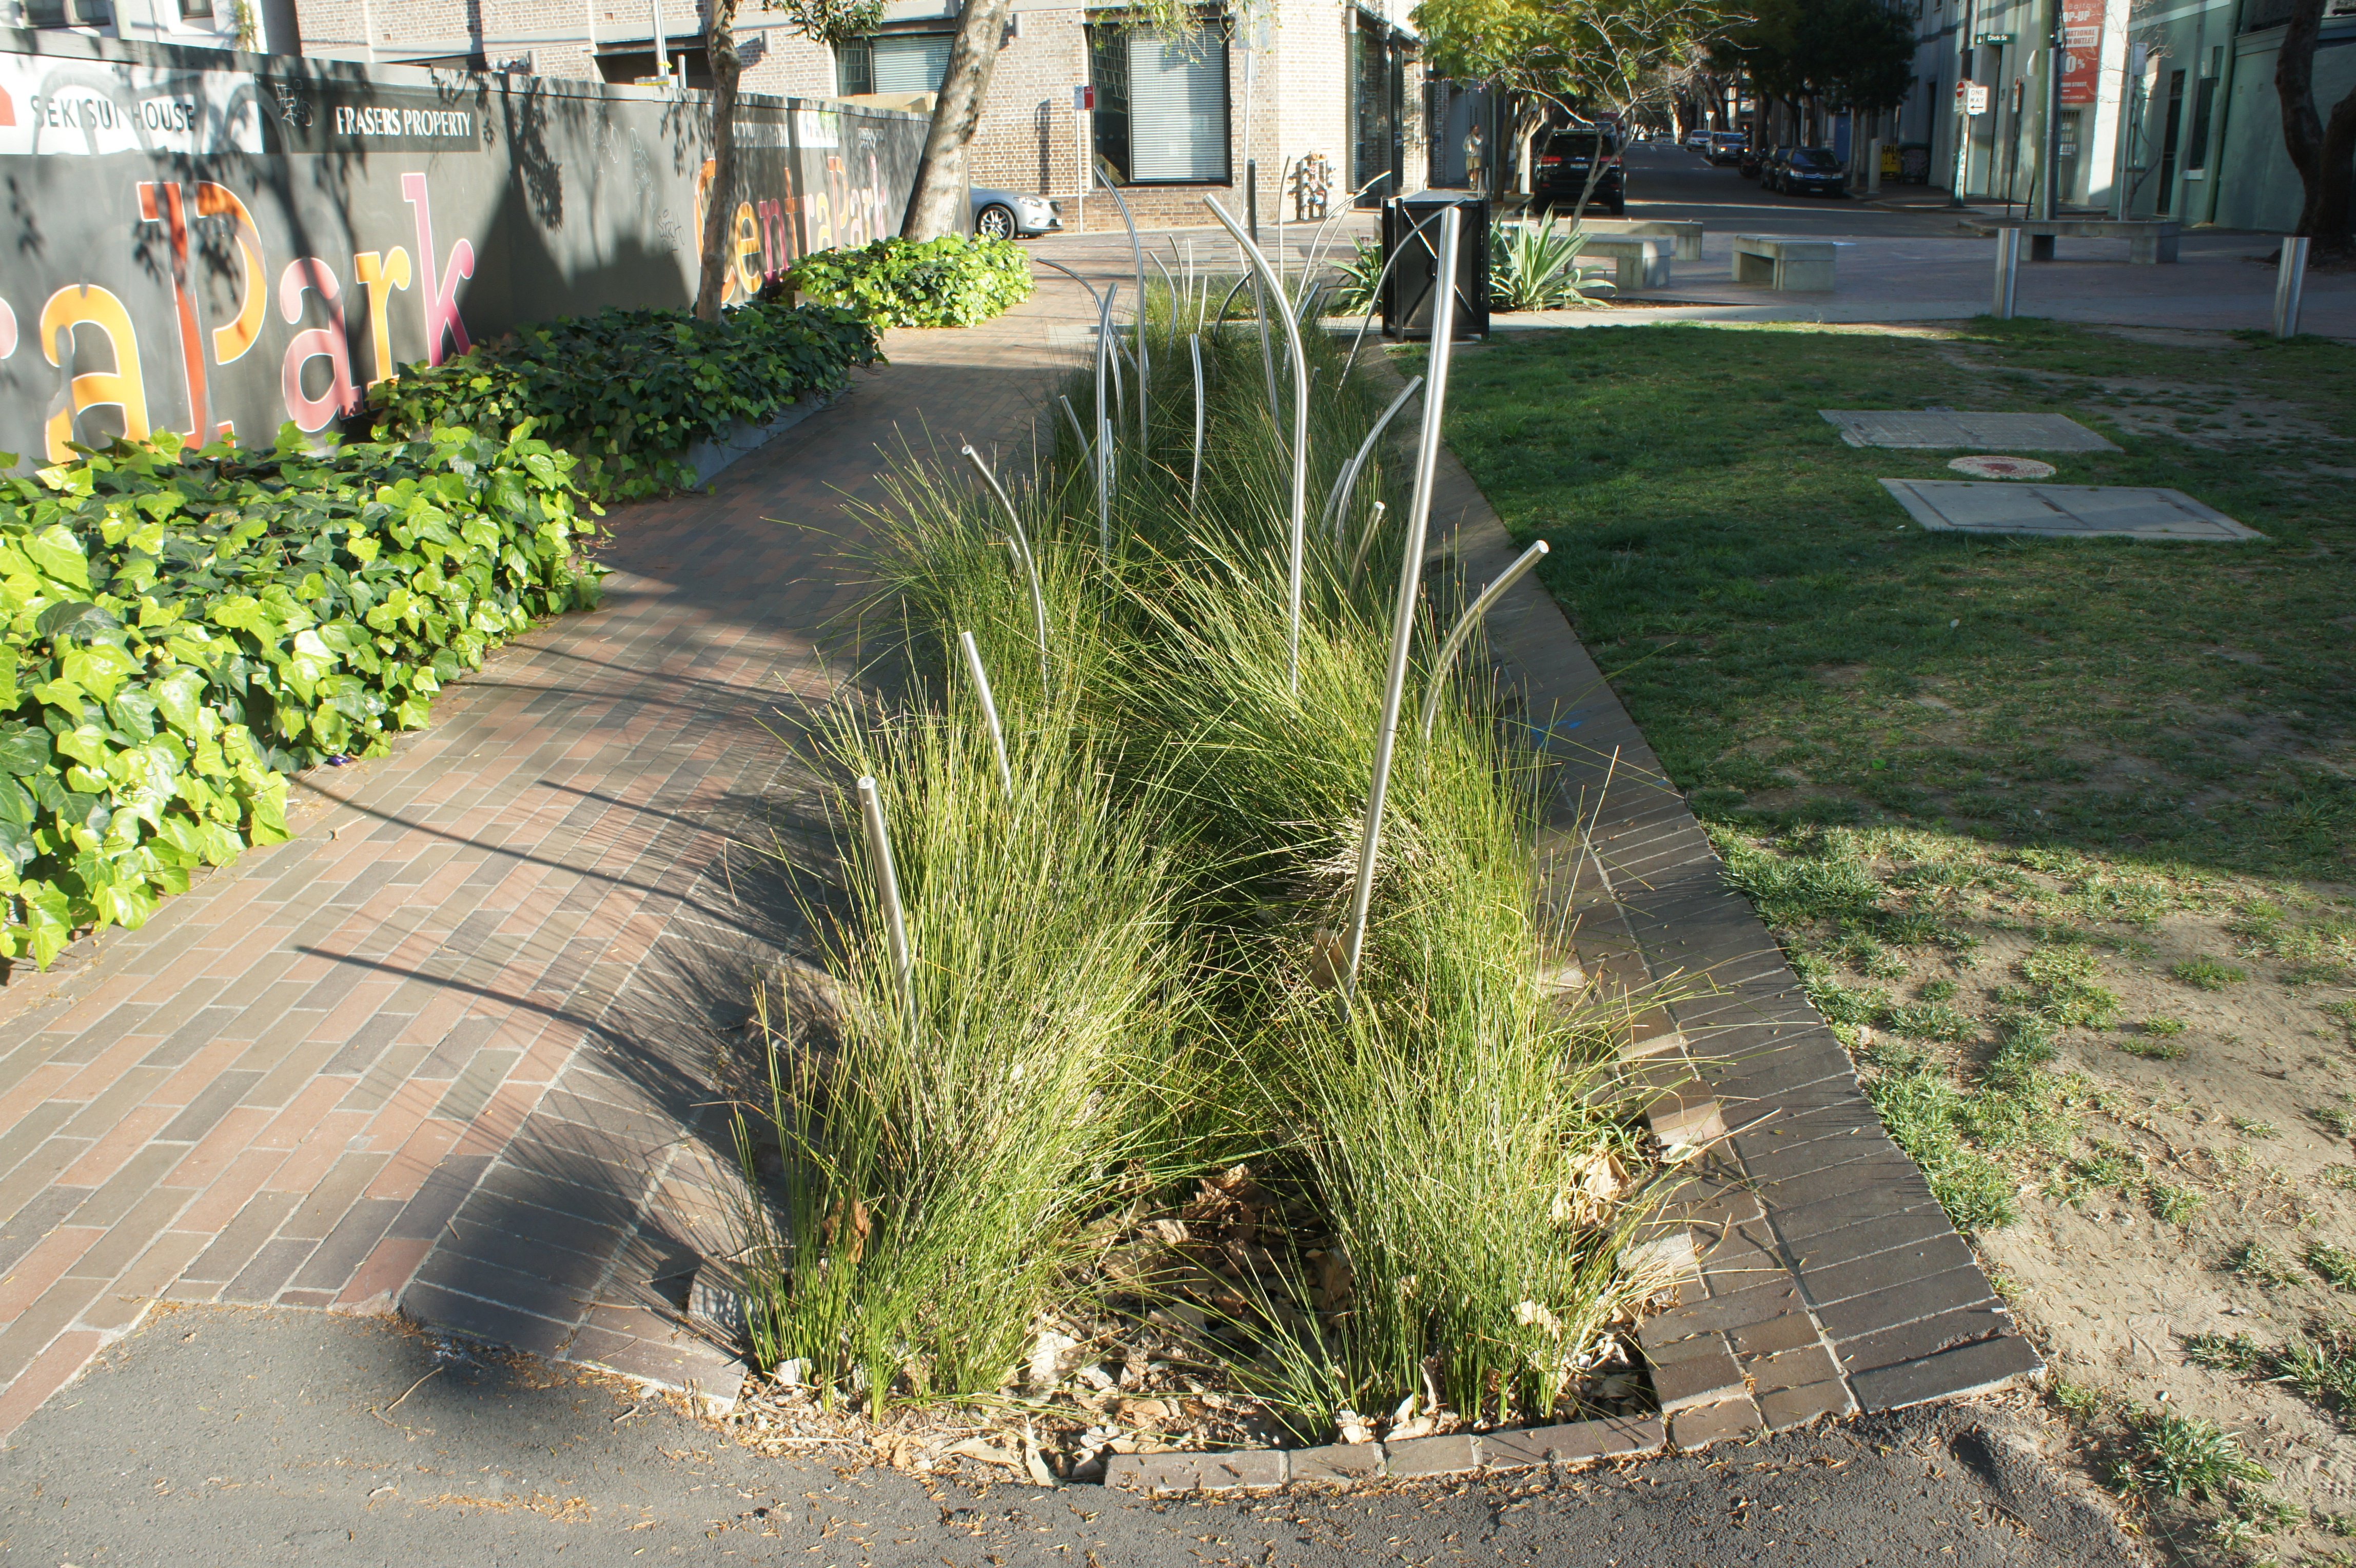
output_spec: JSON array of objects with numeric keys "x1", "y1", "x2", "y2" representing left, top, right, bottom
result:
[{"x1": 0, "y1": 265, "x2": 1116, "y2": 1438}]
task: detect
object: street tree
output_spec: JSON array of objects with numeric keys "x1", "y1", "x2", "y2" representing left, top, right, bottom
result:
[
  {"x1": 696, "y1": 0, "x2": 885, "y2": 320},
  {"x1": 2276, "y1": 0, "x2": 2356, "y2": 255},
  {"x1": 1710, "y1": 0, "x2": 1914, "y2": 139},
  {"x1": 1418, "y1": 0, "x2": 1739, "y2": 205}
]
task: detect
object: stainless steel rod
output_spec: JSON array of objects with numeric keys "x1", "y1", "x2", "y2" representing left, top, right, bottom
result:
[
  {"x1": 1418, "y1": 540, "x2": 1549, "y2": 740},
  {"x1": 1341, "y1": 205, "x2": 1461, "y2": 1003}
]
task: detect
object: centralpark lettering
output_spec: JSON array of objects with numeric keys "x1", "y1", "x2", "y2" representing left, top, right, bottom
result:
[{"x1": 331, "y1": 104, "x2": 476, "y2": 140}]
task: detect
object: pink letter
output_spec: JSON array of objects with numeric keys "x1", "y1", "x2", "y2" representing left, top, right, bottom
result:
[{"x1": 401, "y1": 171, "x2": 473, "y2": 365}]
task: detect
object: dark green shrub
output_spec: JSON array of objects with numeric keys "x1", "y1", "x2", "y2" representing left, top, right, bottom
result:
[
  {"x1": 0, "y1": 423, "x2": 602, "y2": 965},
  {"x1": 366, "y1": 298, "x2": 882, "y2": 500},
  {"x1": 788, "y1": 235, "x2": 1034, "y2": 328}
]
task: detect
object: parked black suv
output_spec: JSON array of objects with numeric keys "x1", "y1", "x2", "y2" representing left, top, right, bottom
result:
[
  {"x1": 1531, "y1": 128, "x2": 1626, "y2": 216},
  {"x1": 1764, "y1": 146, "x2": 1849, "y2": 197}
]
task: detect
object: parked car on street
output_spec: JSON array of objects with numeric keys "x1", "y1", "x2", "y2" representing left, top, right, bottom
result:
[
  {"x1": 1530, "y1": 127, "x2": 1626, "y2": 215},
  {"x1": 1762, "y1": 146, "x2": 1849, "y2": 198},
  {"x1": 971, "y1": 187, "x2": 1063, "y2": 239},
  {"x1": 1704, "y1": 131, "x2": 1748, "y2": 166}
]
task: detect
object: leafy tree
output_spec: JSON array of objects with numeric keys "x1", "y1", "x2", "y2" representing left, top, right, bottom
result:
[
  {"x1": 1418, "y1": 0, "x2": 1738, "y2": 199},
  {"x1": 1711, "y1": 0, "x2": 1915, "y2": 121},
  {"x1": 2276, "y1": 0, "x2": 2356, "y2": 254}
]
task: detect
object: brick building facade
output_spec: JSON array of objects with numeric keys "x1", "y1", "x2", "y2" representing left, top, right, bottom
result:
[{"x1": 287, "y1": 0, "x2": 1427, "y2": 231}]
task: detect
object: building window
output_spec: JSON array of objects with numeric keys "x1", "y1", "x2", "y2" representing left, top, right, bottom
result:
[
  {"x1": 1089, "y1": 25, "x2": 1230, "y2": 184},
  {"x1": 24, "y1": 0, "x2": 111, "y2": 25},
  {"x1": 179, "y1": 0, "x2": 212, "y2": 18},
  {"x1": 836, "y1": 32, "x2": 954, "y2": 97},
  {"x1": 2186, "y1": 47, "x2": 2222, "y2": 170}
]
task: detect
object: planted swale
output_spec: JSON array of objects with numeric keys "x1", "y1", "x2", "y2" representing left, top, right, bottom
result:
[{"x1": 722, "y1": 247, "x2": 1683, "y2": 1479}]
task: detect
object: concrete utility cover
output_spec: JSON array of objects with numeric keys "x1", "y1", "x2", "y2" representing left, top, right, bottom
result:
[
  {"x1": 1948, "y1": 455, "x2": 2056, "y2": 479},
  {"x1": 1880, "y1": 479, "x2": 2265, "y2": 540},
  {"x1": 1821, "y1": 410, "x2": 2121, "y2": 452}
]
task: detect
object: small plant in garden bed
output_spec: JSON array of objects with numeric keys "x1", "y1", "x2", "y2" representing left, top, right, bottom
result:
[
  {"x1": 0, "y1": 425, "x2": 600, "y2": 965},
  {"x1": 368, "y1": 296, "x2": 880, "y2": 500},
  {"x1": 788, "y1": 235, "x2": 1035, "y2": 329}
]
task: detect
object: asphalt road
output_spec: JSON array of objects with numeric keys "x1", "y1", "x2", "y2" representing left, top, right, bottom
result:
[
  {"x1": 0, "y1": 1307, "x2": 2141, "y2": 1567},
  {"x1": 1622, "y1": 141, "x2": 1971, "y2": 239}
]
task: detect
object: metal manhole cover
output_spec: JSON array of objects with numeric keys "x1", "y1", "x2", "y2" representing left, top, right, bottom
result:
[
  {"x1": 1947, "y1": 455, "x2": 2057, "y2": 479},
  {"x1": 1880, "y1": 480, "x2": 2264, "y2": 541},
  {"x1": 1821, "y1": 410, "x2": 2121, "y2": 452}
]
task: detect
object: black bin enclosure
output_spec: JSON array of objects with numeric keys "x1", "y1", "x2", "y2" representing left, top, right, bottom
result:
[{"x1": 1381, "y1": 194, "x2": 1490, "y2": 341}]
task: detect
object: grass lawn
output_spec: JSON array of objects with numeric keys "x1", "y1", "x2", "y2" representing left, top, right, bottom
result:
[{"x1": 1444, "y1": 317, "x2": 2356, "y2": 1558}]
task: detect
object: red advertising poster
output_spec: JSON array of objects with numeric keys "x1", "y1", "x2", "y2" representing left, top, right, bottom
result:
[{"x1": 2060, "y1": 0, "x2": 2104, "y2": 106}]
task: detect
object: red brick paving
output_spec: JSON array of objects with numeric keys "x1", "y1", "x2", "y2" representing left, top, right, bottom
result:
[{"x1": 0, "y1": 259, "x2": 1116, "y2": 1439}]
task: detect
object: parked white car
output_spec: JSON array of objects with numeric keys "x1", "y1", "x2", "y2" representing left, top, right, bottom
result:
[{"x1": 972, "y1": 188, "x2": 1063, "y2": 239}]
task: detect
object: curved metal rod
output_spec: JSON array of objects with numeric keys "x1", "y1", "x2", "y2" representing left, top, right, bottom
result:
[
  {"x1": 1097, "y1": 414, "x2": 1114, "y2": 558},
  {"x1": 1418, "y1": 540, "x2": 1550, "y2": 740},
  {"x1": 1214, "y1": 268, "x2": 1253, "y2": 326},
  {"x1": 961, "y1": 443, "x2": 1052, "y2": 699},
  {"x1": 1057, "y1": 393, "x2": 1090, "y2": 457},
  {"x1": 1189, "y1": 331, "x2": 1206, "y2": 514},
  {"x1": 1299, "y1": 172, "x2": 1390, "y2": 295},
  {"x1": 1341, "y1": 205, "x2": 1464, "y2": 1003},
  {"x1": 1247, "y1": 269, "x2": 1279, "y2": 417},
  {"x1": 1206, "y1": 195, "x2": 1311, "y2": 694},
  {"x1": 1340, "y1": 205, "x2": 1450, "y2": 383},
  {"x1": 1030, "y1": 255, "x2": 1106, "y2": 317},
  {"x1": 1346, "y1": 499, "x2": 1386, "y2": 590},
  {"x1": 1324, "y1": 373, "x2": 1423, "y2": 545},
  {"x1": 1096, "y1": 165, "x2": 1149, "y2": 445},
  {"x1": 958, "y1": 630, "x2": 1014, "y2": 797}
]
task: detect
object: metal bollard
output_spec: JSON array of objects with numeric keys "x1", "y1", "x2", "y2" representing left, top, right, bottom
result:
[
  {"x1": 1991, "y1": 228, "x2": 2021, "y2": 320},
  {"x1": 2274, "y1": 236, "x2": 2310, "y2": 339}
]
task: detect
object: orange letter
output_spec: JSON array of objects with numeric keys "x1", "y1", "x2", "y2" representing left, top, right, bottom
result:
[
  {"x1": 733, "y1": 202, "x2": 762, "y2": 300},
  {"x1": 195, "y1": 182, "x2": 265, "y2": 367},
  {"x1": 352, "y1": 248, "x2": 413, "y2": 385},
  {"x1": 39, "y1": 285, "x2": 149, "y2": 461}
]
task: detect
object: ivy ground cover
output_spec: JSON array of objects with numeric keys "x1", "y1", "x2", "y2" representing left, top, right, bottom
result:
[
  {"x1": 367, "y1": 298, "x2": 883, "y2": 501},
  {"x1": 0, "y1": 422, "x2": 602, "y2": 967}
]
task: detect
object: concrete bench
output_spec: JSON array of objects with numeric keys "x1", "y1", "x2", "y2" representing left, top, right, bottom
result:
[
  {"x1": 1731, "y1": 234, "x2": 1837, "y2": 290},
  {"x1": 1577, "y1": 236, "x2": 1671, "y2": 292},
  {"x1": 1572, "y1": 218, "x2": 1704, "y2": 262},
  {"x1": 1966, "y1": 218, "x2": 2180, "y2": 264}
]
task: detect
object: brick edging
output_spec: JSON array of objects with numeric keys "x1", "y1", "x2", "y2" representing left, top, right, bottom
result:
[{"x1": 1105, "y1": 1416, "x2": 1666, "y2": 1493}]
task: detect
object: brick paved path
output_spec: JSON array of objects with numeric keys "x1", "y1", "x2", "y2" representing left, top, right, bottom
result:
[{"x1": 0, "y1": 261, "x2": 1123, "y2": 1439}]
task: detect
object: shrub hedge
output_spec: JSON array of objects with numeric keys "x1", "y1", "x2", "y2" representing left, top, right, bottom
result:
[
  {"x1": 0, "y1": 423, "x2": 602, "y2": 967},
  {"x1": 365, "y1": 298, "x2": 882, "y2": 500},
  {"x1": 788, "y1": 235, "x2": 1035, "y2": 328}
]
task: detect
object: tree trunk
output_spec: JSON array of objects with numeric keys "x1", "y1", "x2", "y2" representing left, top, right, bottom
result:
[
  {"x1": 2275, "y1": 0, "x2": 2356, "y2": 254},
  {"x1": 900, "y1": 0, "x2": 1013, "y2": 240},
  {"x1": 693, "y1": 0, "x2": 744, "y2": 321}
]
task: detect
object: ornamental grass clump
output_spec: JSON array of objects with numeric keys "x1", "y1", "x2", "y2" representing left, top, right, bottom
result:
[
  {"x1": 734, "y1": 663, "x2": 1195, "y2": 1406},
  {"x1": 733, "y1": 246, "x2": 1668, "y2": 1443}
]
